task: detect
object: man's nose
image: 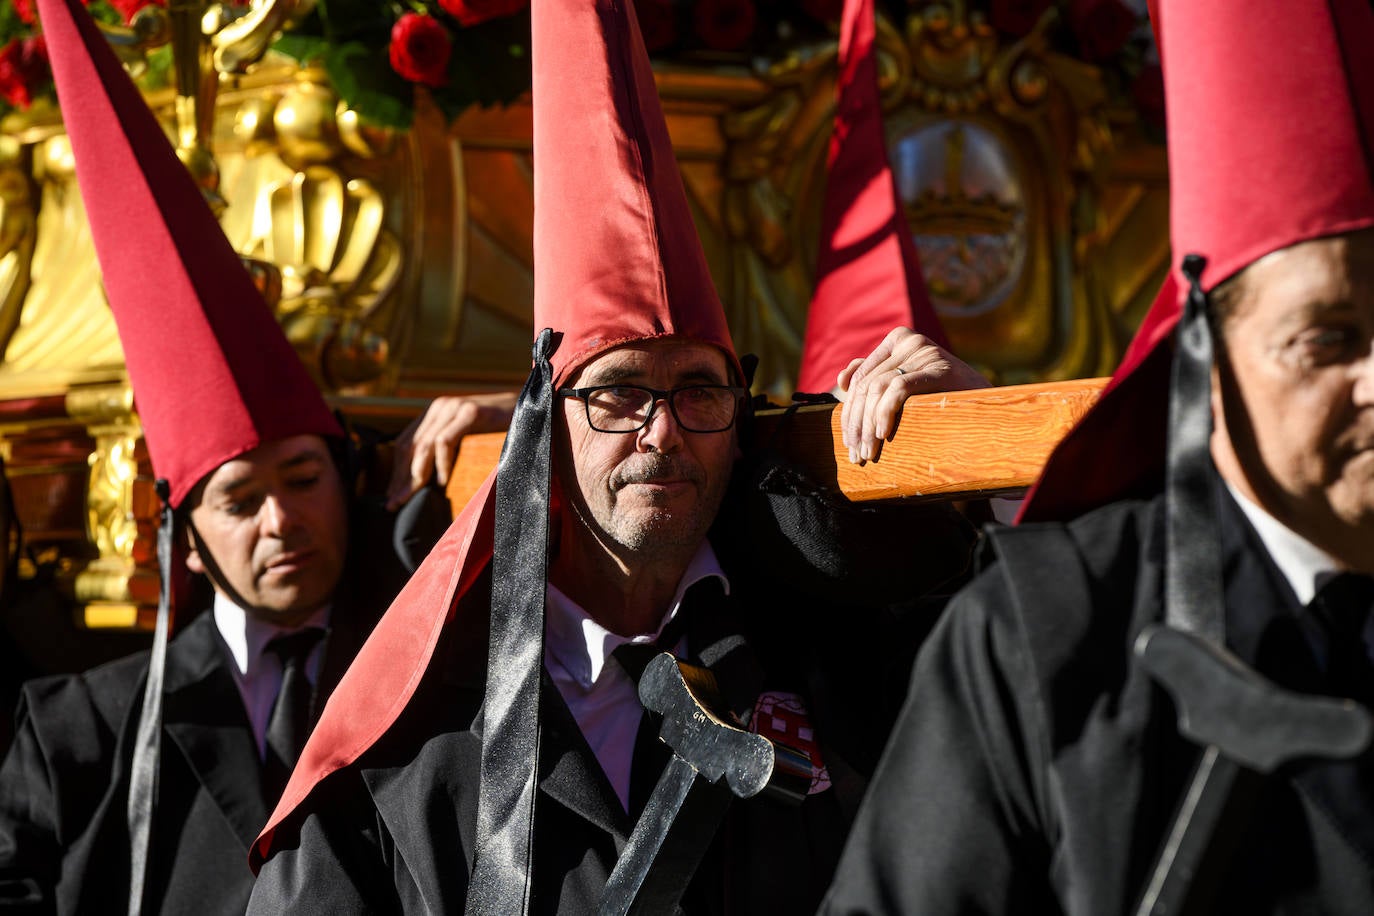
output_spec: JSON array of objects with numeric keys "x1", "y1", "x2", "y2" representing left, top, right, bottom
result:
[
  {"x1": 637, "y1": 398, "x2": 683, "y2": 453},
  {"x1": 259, "y1": 493, "x2": 298, "y2": 537},
  {"x1": 1355, "y1": 344, "x2": 1374, "y2": 405}
]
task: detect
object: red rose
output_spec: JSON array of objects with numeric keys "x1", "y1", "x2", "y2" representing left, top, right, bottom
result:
[
  {"x1": 988, "y1": 0, "x2": 1053, "y2": 36},
  {"x1": 437, "y1": 0, "x2": 527, "y2": 28},
  {"x1": 13, "y1": 0, "x2": 37, "y2": 26},
  {"x1": 0, "y1": 36, "x2": 49, "y2": 111},
  {"x1": 693, "y1": 0, "x2": 756, "y2": 51},
  {"x1": 389, "y1": 13, "x2": 451, "y2": 89},
  {"x1": 1069, "y1": 0, "x2": 1137, "y2": 63},
  {"x1": 109, "y1": 0, "x2": 165, "y2": 24},
  {"x1": 635, "y1": 0, "x2": 677, "y2": 52}
]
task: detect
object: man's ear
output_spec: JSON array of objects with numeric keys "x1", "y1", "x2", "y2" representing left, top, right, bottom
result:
[{"x1": 184, "y1": 519, "x2": 206, "y2": 575}]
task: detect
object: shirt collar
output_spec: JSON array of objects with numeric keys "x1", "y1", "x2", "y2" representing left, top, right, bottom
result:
[
  {"x1": 1225, "y1": 481, "x2": 1343, "y2": 607},
  {"x1": 212, "y1": 591, "x2": 332, "y2": 678},
  {"x1": 544, "y1": 541, "x2": 730, "y2": 689}
]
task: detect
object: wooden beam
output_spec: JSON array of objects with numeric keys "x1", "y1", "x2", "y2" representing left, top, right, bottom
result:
[{"x1": 446, "y1": 377, "x2": 1108, "y2": 513}]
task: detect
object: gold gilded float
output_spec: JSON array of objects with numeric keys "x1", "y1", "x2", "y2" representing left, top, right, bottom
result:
[{"x1": 0, "y1": 1, "x2": 1168, "y2": 626}]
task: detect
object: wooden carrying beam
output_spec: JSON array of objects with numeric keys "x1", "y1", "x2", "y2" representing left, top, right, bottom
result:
[{"x1": 446, "y1": 377, "x2": 1108, "y2": 513}]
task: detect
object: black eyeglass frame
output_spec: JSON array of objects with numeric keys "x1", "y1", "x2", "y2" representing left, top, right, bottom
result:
[{"x1": 557, "y1": 384, "x2": 749, "y2": 434}]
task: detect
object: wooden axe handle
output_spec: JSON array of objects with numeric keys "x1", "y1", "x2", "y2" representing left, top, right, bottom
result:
[{"x1": 445, "y1": 377, "x2": 1108, "y2": 513}]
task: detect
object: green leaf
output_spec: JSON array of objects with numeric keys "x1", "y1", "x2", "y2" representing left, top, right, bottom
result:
[
  {"x1": 84, "y1": 1, "x2": 126, "y2": 27},
  {"x1": 446, "y1": 8, "x2": 531, "y2": 110},
  {"x1": 324, "y1": 42, "x2": 415, "y2": 129},
  {"x1": 273, "y1": 33, "x2": 333, "y2": 64},
  {"x1": 135, "y1": 43, "x2": 174, "y2": 91},
  {"x1": 0, "y1": 4, "x2": 24, "y2": 43},
  {"x1": 317, "y1": 0, "x2": 396, "y2": 46}
]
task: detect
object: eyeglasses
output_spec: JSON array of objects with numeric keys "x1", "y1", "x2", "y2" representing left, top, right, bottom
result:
[{"x1": 558, "y1": 384, "x2": 748, "y2": 433}]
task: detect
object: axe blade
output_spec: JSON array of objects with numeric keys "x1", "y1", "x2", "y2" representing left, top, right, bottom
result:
[
  {"x1": 599, "y1": 654, "x2": 809, "y2": 915},
  {"x1": 1133, "y1": 624, "x2": 1374, "y2": 916}
]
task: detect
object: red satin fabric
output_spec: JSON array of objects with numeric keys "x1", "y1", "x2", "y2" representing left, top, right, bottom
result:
[
  {"x1": 1166, "y1": 0, "x2": 1374, "y2": 290},
  {"x1": 38, "y1": 0, "x2": 341, "y2": 509},
  {"x1": 1021, "y1": 0, "x2": 1374, "y2": 524},
  {"x1": 253, "y1": 0, "x2": 749, "y2": 866},
  {"x1": 1017, "y1": 274, "x2": 1177, "y2": 523},
  {"x1": 796, "y1": 0, "x2": 948, "y2": 395},
  {"x1": 532, "y1": 0, "x2": 739, "y2": 385}
]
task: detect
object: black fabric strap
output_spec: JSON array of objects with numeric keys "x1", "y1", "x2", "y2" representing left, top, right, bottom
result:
[
  {"x1": 1165, "y1": 255, "x2": 1224, "y2": 641},
  {"x1": 126, "y1": 479, "x2": 172, "y2": 916},
  {"x1": 466, "y1": 328, "x2": 560, "y2": 916}
]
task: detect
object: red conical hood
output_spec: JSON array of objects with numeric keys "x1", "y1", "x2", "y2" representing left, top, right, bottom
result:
[
  {"x1": 38, "y1": 0, "x2": 341, "y2": 509},
  {"x1": 255, "y1": 0, "x2": 740, "y2": 869},
  {"x1": 1018, "y1": 274, "x2": 1177, "y2": 522},
  {"x1": 796, "y1": 0, "x2": 948, "y2": 394},
  {"x1": 1167, "y1": 0, "x2": 1374, "y2": 292},
  {"x1": 1022, "y1": 0, "x2": 1374, "y2": 523},
  {"x1": 532, "y1": 0, "x2": 740, "y2": 386}
]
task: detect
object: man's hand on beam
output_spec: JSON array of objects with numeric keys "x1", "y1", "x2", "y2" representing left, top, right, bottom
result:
[
  {"x1": 838, "y1": 326, "x2": 992, "y2": 466},
  {"x1": 386, "y1": 391, "x2": 519, "y2": 510}
]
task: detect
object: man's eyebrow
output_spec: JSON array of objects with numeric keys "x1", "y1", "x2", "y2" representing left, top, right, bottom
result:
[
  {"x1": 584, "y1": 366, "x2": 650, "y2": 386},
  {"x1": 674, "y1": 368, "x2": 726, "y2": 385},
  {"x1": 280, "y1": 450, "x2": 327, "y2": 472},
  {"x1": 215, "y1": 475, "x2": 258, "y2": 496},
  {"x1": 212, "y1": 450, "x2": 326, "y2": 496},
  {"x1": 583, "y1": 361, "x2": 728, "y2": 386}
]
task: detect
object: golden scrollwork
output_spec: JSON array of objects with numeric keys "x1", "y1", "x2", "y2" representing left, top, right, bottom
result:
[
  {"x1": 67, "y1": 383, "x2": 142, "y2": 560},
  {"x1": 219, "y1": 69, "x2": 402, "y2": 391},
  {"x1": 715, "y1": 1, "x2": 1167, "y2": 390},
  {"x1": 206, "y1": 0, "x2": 318, "y2": 75},
  {"x1": 95, "y1": 3, "x2": 174, "y2": 77},
  {"x1": 64, "y1": 383, "x2": 160, "y2": 626},
  {"x1": 0, "y1": 137, "x2": 35, "y2": 362},
  {"x1": 84, "y1": 430, "x2": 141, "y2": 560}
]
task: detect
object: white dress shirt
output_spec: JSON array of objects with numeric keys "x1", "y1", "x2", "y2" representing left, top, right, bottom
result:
[
  {"x1": 1224, "y1": 482, "x2": 1374, "y2": 663},
  {"x1": 1225, "y1": 482, "x2": 1343, "y2": 607},
  {"x1": 544, "y1": 542, "x2": 729, "y2": 811},
  {"x1": 212, "y1": 592, "x2": 331, "y2": 758}
]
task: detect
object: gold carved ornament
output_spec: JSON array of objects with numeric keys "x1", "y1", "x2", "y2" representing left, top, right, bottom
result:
[{"x1": 715, "y1": 1, "x2": 1167, "y2": 394}]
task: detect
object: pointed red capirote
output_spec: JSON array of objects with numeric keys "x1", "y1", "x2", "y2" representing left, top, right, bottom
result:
[
  {"x1": 1020, "y1": 0, "x2": 1374, "y2": 523},
  {"x1": 796, "y1": 0, "x2": 949, "y2": 394},
  {"x1": 253, "y1": 0, "x2": 743, "y2": 868},
  {"x1": 37, "y1": 0, "x2": 341, "y2": 510}
]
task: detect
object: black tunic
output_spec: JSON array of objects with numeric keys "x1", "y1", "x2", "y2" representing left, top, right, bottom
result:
[
  {"x1": 823, "y1": 491, "x2": 1374, "y2": 915},
  {"x1": 0, "y1": 500, "x2": 420, "y2": 915},
  {"x1": 247, "y1": 485, "x2": 982, "y2": 915}
]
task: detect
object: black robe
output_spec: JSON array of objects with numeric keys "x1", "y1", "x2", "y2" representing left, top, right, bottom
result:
[
  {"x1": 822, "y1": 489, "x2": 1374, "y2": 915},
  {"x1": 247, "y1": 482, "x2": 982, "y2": 915},
  {"x1": 0, "y1": 499, "x2": 423, "y2": 915}
]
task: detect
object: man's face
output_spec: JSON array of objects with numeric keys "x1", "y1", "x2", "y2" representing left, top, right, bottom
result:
[
  {"x1": 1212, "y1": 229, "x2": 1374, "y2": 568},
  {"x1": 186, "y1": 434, "x2": 349, "y2": 627},
  {"x1": 556, "y1": 340, "x2": 740, "y2": 562}
]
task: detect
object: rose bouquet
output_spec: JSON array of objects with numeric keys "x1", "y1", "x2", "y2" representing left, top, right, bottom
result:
[
  {"x1": 274, "y1": 0, "x2": 532, "y2": 127},
  {"x1": 0, "y1": 0, "x2": 1157, "y2": 132}
]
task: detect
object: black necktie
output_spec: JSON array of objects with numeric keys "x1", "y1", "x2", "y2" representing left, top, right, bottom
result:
[
  {"x1": 612, "y1": 606, "x2": 697, "y2": 818},
  {"x1": 1311, "y1": 573, "x2": 1374, "y2": 709},
  {"x1": 262, "y1": 627, "x2": 325, "y2": 799}
]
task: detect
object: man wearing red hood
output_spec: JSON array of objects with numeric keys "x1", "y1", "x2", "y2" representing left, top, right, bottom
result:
[
  {"x1": 824, "y1": 1, "x2": 1374, "y2": 912},
  {"x1": 0, "y1": 1, "x2": 495, "y2": 913},
  {"x1": 245, "y1": 0, "x2": 983, "y2": 912}
]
